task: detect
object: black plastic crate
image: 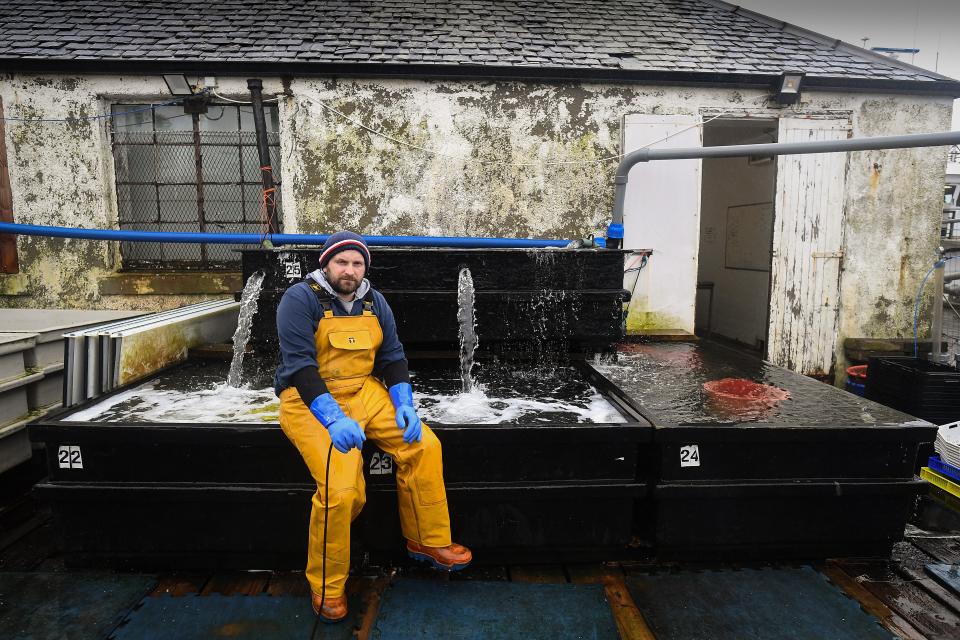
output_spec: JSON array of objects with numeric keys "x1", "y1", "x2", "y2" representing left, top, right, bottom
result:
[
  {"x1": 35, "y1": 480, "x2": 646, "y2": 568},
  {"x1": 34, "y1": 482, "x2": 311, "y2": 569},
  {"x1": 654, "y1": 425, "x2": 931, "y2": 482},
  {"x1": 654, "y1": 479, "x2": 924, "y2": 559},
  {"x1": 359, "y1": 481, "x2": 647, "y2": 552},
  {"x1": 30, "y1": 361, "x2": 651, "y2": 486},
  {"x1": 242, "y1": 248, "x2": 629, "y2": 349},
  {"x1": 866, "y1": 357, "x2": 960, "y2": 425},
  {"x1": 243, "y1": 247, "x2": 629, "y2": 292},
  {"x1": 29, "y1": 355, "x2": 651, "y2": 567}
]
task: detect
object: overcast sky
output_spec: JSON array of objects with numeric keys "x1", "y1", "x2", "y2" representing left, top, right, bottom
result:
[{"x1": 731, "y1": 0, "x2": 960, "y2": 130}]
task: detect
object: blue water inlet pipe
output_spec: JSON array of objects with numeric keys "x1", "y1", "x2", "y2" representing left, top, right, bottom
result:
[
  {"x1": 606, "y1": 129, "x2": 960, "y2": 248},
  {"x1": 0, "y1": 222, "x2": 570, "y2": 249}
]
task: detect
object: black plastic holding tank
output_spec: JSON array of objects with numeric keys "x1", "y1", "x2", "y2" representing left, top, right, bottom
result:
[
  {"x1": 29, "y1": 247, "x2": 652, "y2": 568},
  {"x1": 865, "y1": 356, "x2": 960, "y2": 426},
  {"x1": 594, "y1": 340, "x2": 935, "y2": 559}
]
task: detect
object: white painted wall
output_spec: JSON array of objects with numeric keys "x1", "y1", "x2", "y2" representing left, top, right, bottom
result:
[{"x1": 621, "y1": 114, "x2": 702, "y2": 334}]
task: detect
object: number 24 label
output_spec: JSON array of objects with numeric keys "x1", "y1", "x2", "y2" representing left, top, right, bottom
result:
[{"x1": 680, "y1": 445, "x2": 700, "y2": 467}]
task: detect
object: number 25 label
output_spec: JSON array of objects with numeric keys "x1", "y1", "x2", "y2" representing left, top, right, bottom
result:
[{"x1": 680, "y1": 445, "x2": 700, "y2": 467}]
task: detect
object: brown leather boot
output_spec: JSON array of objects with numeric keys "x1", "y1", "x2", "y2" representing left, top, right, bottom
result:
[
  {"x1": 406, "y1": 540, "x2": 473, "y2": 571},
  {"x1": 311, "y1": 593, "x2": 347, "y2": 623}
]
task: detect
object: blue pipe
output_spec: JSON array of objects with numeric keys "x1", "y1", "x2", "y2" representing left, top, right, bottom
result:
[{"x1": 0, "y1": 222, "x2": 570, "y2": 249}]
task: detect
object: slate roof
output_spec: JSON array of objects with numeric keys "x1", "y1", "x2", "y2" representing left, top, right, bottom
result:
[{"x1": 0, "y1": 0, "x2": 956, "y2": 92}]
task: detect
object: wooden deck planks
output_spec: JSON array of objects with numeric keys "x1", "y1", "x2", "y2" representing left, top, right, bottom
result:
[
  {"x1": 0, "y1": 520, "x2": 60, "y2": 571},
  {"x1": 818, "y1": 562, "x2": 926, "y2": 640},
  {"x1": 910, "y1": 536, "x2": 960, "y2": 566},
  {"x1": 265, "y1": 570, "x2": 312, "y2": 597},
  {"x1": 602, "y1": 573, "x2": 657, "y2": 640},
  {"x1": 354, "y1": 575, "x2": 393, "y2": 640},
  {"x1": 563, "y1": 563, "x2": 658, "y2": 640},
  {"x1": 509, "y1": 564, "x2": 568, "y2": 583},
  {"x1": 150, "y1": 572, "x2": 210, "y2": 597},
  {"x1": 894, "y1": 564, "x2": 960, "y2": 618},
  {"x1": 200, "y1": 571, "x2": 270, "y2": 596},
  {"x1": 834, "y1": 559, "x2": 960, "y2": 640},
  {"x1": 566, "y1": 563, "x2": 622, "y2": 584}
]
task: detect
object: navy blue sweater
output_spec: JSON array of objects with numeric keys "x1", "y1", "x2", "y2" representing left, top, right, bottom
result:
[{"x1": 273, "y1": 281, "x2": 407, "y2": 397}]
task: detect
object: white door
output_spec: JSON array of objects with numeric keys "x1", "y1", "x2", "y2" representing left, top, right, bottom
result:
[
  {"x1": 767, "y1": 118, "x2": 850, "y2": 376},
  {"x1": 621, "y1": 115, "x2": 702, "y2": 334}
]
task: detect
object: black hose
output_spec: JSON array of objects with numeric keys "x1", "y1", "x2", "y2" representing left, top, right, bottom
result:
[{"x1": 320, "y1": 441, "x2": 333, "y2": 615}]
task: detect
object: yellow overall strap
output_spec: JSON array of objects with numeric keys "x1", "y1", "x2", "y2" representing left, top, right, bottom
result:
[{"x1": 306, "y1": 280, "x2": 375, "y2": 319}]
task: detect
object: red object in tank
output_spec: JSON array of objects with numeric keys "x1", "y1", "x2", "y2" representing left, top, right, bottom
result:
[
  {"x1": 703, "y1": 377, "x2": 790, "y2": 417},
  {"x1": 846, "y1": 364, "x2": 868, "y2": 381}
]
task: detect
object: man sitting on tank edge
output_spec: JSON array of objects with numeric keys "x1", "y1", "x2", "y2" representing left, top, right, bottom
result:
[{"x1": 274, "y1": 230, "x2": 472, "y2": 622}]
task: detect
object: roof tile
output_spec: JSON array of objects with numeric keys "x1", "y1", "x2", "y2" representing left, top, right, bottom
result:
[{"x1": 0, "y1": 0, "x2": 948, "y2": 84}]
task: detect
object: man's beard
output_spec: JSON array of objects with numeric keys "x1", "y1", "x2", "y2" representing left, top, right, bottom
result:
[{"x1": 330, "y1": 276, "x2": 360, "y2": 295}]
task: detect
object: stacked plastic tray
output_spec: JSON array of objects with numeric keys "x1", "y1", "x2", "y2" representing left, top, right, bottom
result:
[
  {"x1": 933, "y1": 420, "x2": 960, "y2": 467},
  {"x1": 922, "y1": 421, "x2": 960, "y2": 508}
]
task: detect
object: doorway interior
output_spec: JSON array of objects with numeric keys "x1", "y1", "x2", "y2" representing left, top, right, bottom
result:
[{"x1": 695, "y1": 118, "x2": 778, "y2": 354}]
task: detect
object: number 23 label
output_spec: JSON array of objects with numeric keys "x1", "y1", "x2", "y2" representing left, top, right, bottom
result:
[
  {"x1": 369, "y1": 451, "x2": 394, "y2": 475},
  {"x1": 680, "y1": 445, "x2": 700, "y2": 467}
]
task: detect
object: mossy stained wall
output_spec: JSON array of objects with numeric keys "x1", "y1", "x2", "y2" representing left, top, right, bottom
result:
[{"x1": 0, "y1": 73, "x2": 953, "y2": 388}]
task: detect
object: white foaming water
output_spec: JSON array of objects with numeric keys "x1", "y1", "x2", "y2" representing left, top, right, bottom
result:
[
  {"x1": 227, "y1": 270, "x2": 266, "y2": 387},
  {"x1": 69, "y1": 378, "x2": 623, "y2": 425},
  {"x1": 457, "y1": 267, "x2": 478, "y2": 393},
  {"x1": 68, "y1": 380, "x2": 278, "y2": 423},
  {"x1": 416, "y1": 384, "x2": 625, "y2": 424}
]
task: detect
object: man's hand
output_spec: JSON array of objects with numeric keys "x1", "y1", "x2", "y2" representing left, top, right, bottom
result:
[
  {"x1": 389, "y1": 382, "x2": 422, "y2": 444},
  {"x1": 309, "y1": 392, "x2": 366, "y2": 453},
  {"x1": 326, "y1": 416, "x2": 366, "y2": 453}
]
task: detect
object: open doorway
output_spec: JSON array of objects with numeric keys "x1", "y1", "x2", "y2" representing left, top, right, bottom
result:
[{"x1": 695, "y1": 118, "x2": 778, "y2": 353}]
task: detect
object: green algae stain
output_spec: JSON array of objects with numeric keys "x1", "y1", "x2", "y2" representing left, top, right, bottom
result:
[{"x1": 626, "y1": 310, "x2": 688, "y2": 334}]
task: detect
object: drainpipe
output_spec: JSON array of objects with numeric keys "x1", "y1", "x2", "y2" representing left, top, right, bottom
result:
[
  {"x1": 608, "y1": 130, "x2": 960, "y2": 248},
  {"x1": 247, "y1": 79, "x2": 280, "y2": 235}
]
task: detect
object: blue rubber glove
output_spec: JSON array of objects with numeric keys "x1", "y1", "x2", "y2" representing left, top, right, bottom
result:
[
  {"x1": 309, "y1": 393, "x2": 365, "y2": 454},
  {"x1": 388, "y1": 382, "x2": 422, "y2": 444}
]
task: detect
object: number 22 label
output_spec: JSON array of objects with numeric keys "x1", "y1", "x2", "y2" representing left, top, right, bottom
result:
[{"x1": 58, "y1": 445, "x2": 83, "y2": 469}]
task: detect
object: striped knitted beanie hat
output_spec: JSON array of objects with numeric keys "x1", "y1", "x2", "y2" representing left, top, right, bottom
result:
[{"x1": 318, "y1": 231, "x2": 371, "y2": 269}]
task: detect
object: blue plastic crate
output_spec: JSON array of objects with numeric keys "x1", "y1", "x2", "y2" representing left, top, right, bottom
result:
[{"x1": 929, "y1": 455, "x2": 960, "y2": 483}]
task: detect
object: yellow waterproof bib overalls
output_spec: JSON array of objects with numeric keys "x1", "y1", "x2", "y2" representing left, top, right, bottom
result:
[{"x1": 278, "y1": 284, "x2": 451, "y2": 599}]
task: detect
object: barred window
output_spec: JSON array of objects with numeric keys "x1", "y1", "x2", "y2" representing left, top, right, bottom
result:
[{"x1": 110, "y1": 103, "x2": 281, "y2": 270}]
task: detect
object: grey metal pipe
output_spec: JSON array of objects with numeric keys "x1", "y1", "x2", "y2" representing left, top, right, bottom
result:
[{"x1": 610, "y1": 130, "x2": 960, "y2": 245}]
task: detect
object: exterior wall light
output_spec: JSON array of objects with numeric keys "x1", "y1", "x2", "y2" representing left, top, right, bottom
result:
[
  {"x1": 163, "y1": 74, "x2": 209, "y2": 114},
  {"x1": 162, "y1": 74, "x2": 194, "y2": 96},
  {"x1": 772, "y1": 72, "x2": 805, "y2": 105}
]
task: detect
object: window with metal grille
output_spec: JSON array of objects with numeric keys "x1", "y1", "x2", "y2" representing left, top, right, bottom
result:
[{"x1": 110, "y1": 103, "x2": 281, "y2": 270}]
